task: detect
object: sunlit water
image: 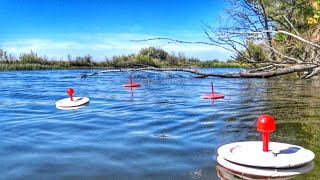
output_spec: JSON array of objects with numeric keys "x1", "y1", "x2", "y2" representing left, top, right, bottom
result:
[{"x1": 0, "y1": 68, "x2": 319, "y2": 179}]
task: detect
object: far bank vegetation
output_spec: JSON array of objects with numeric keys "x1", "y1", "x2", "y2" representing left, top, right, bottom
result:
[{"x1": 0, "y1": 47, "x2": 248, "y2": 71}]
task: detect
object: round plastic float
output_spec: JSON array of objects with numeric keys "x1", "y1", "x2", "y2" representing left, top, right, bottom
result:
[
  {"x1": 201, "y1": 94, "x2": 224, "y2": 99},
  {"x1": 201, "y1": 82, "x2": 224, "y2": 99},
  {"x1": 217, "y1": 156, "x2": 314, "y2": 178},
  {"x1": 56, "y1": 88, "x2": 89, "y2": 110},
  {"x1": 122, "y1": 75, "x2": 141, "y2": 87},
  {"x1": 216, "y1": 114, "x2": 315, "y2": 178},
  {"x1": 217, "y1": 141, "x2": 315, "y2": 168}
]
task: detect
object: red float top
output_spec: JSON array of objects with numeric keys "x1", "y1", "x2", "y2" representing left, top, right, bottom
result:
[
  {"x1": 67, "y1": 88, "x2": 74, "y2": 95},
  {"x1": 67, "y1": 88, "x2": 74, "y2": 101},
  {"x1": 257, "y1": 114, "x2": 276, "y2": 132}
]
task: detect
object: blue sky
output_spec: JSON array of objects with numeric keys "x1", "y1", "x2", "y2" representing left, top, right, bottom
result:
[{"x1": 0, "y1": 0, "x2": 230, "y2": 61}]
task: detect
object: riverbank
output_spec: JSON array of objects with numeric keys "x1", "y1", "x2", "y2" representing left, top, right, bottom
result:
[{"x1": 0, "y1": 62, "x2": 250, "y2": 71}]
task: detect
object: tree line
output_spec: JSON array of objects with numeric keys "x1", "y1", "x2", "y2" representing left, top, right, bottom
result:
[{"x1": 0, "y1": 47, "x2": 248, "y2": 71}]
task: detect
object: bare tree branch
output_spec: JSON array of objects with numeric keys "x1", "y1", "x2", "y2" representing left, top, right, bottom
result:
[
  {"x1": 283, "y1": 15, "x2": 300, "y2": 36},
  {"x1": 232, "y1": 30, "x2": 320, "y2": 49}
]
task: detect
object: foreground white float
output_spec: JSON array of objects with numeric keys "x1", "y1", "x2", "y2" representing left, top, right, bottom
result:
[
  {"x1": 56, "y1": 88, "x2": 89, "y2": 110},
  {"x1": 217, "y1": 114, "x2": 315, "y2": 178},
  {"x1": 216, "y1": 162, "x2": 314, "y2": 180}
]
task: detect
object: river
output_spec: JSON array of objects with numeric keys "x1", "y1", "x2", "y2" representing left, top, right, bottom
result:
[{"x1": 0, "y1": 68, "x2": 319, "y2": 179}]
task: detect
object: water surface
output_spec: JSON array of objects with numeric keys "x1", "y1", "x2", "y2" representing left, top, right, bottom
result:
[{"x1": 0, "y1": 68, "x2": 319, "y2": 179}]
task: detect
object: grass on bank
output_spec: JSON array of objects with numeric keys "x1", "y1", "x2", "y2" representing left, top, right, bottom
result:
[{"x1": 0, "y1": 63, "x2": 64, "y2": 71}]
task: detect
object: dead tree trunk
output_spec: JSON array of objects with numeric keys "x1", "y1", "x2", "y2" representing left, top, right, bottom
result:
[{"x1": 78, "y1": 64, "x2": 319, "y2": 79}]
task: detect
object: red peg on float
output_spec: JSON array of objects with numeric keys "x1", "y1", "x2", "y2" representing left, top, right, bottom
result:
[
  {"x1": 211, "y1": 82, "x2": 215, "y2": 104},
  {"x1": 67, "y1": 88, "x2": 74, "y2": 101},
  {"x1": 211, "y1": 82, "x2": 214, "y2": 94},
  {"x1": 257, "y1": 114, "x2": 276, "y2": 152}
]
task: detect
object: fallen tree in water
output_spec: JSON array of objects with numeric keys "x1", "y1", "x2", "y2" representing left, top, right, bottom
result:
[{"x1": 78, "y1": 64, "x2": 319, "y2": 79}]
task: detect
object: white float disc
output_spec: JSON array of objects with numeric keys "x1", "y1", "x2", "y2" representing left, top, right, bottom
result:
[
  {"x1": 217, "y1": 156, "x2": 314, "y2": 178},
  {"x1": 217, "y1": 141, "x2": 315, "y2": 168},
  {"x1": 56, "y1": 97, "x2": 89, "y2": 109},
  {"x1": 56, "y1": 103, "x2": 89, "y2": 110}
]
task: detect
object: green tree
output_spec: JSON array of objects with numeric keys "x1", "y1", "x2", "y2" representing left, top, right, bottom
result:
[
  {"x1": 19, "y1": 51, "x2": 40, "y2": 64},
  {"x1": 138, "y1": 47, "x2": 169, "y2": 61}
]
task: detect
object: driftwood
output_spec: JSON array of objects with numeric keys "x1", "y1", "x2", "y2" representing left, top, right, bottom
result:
[{"x1": 78, "y1": 64, "x2": 319, "y2": 79}]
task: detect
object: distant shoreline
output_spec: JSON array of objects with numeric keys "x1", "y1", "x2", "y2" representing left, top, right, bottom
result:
[
  {"x1": 0, "y1": 47, "x2": 251, "y2": 71},
  {"x1": 0, "y1": 62, "x2": 250, "y2": 71}
]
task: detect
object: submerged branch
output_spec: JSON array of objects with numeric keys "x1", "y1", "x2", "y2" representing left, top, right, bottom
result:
[
  {"x1": 78, "y1": 67, "x2": 234, "y2": 78},
  {"x1": 78, "y1": 65, "x2": 319, "y2": 79}
]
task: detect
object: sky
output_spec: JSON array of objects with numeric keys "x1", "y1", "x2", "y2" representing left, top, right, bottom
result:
[{"x1": 0, "y1": 0, "x2": 231, "y2": 61}]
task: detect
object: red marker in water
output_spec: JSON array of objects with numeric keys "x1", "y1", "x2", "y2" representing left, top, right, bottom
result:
[
  {"x1": 67, "y1": 88, "x2": 74, "y2": 101},
  {"x1": 257, "y1": 114, "x2": 276, "y2": 152},
  {"x1": 122, "y1": 75, "x2": 141, "y2": 87},
  {"x1": 201, "y1": 82, "x2": 224, "y2": 104}
]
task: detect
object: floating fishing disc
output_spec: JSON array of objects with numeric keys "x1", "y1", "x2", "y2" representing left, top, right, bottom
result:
[
  {"x1": 201, "y1": 82, "x2": 224, "y2": 99},
  {"x1": 122, "y1": 83, "x2": 141, "y2": 87},
  {"x1": 201, "y1": 94, "x2": 224, "y2": 99},
  {"x1": 122, "y1": 75, "x2": 141, "y2": 88},
  {"x1": 56, "y1": 97, "x2": 90, "y2": 110},
  {"x1": 217, "y1": 141, "x2": 315, "y2": 168},
  {"x1": 217, "y1": 156, "x2": 314, "y2": 178}
]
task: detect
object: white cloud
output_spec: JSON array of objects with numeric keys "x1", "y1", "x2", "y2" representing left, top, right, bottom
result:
[
  {"x1": 2, "y1": 39, "x2": 83, "y2": 52},
  {"x1": 1, "y1": 32, "x2": 232, "y2": 60}
]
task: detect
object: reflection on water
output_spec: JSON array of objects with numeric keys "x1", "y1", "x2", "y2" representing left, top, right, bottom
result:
[
  {"x1": 216, "y1": 165, "x2": 297, "y2": 180},
  {"x1": 0, "y1": 69, "x2": 319, "y2": 179}
]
